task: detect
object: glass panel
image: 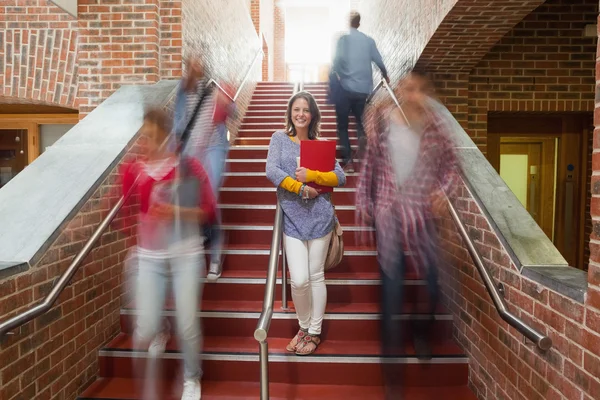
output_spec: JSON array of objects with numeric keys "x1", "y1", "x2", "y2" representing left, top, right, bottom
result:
[
  {"x1": 500, "y1": 154, "x2": 529, "y2": 208},
  {"x1": 40, "y1": 124, "x2": 75, "y2": 153},
  {"x1": 0, "y1": 167, "x2": 13, "y2": 187}
]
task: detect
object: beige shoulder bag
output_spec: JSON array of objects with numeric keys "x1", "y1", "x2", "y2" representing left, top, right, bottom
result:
[{"x1": 325, "y1": 207, "x2": 344, "y2": 271}]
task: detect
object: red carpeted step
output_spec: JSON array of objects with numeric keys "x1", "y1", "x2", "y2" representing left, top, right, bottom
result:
[
  {"x1": 79, "y1": 378, "x2": 477, "y2": 399},
  {"x1": 97, "y1": 334, "x2": 468, "y2": 386}
]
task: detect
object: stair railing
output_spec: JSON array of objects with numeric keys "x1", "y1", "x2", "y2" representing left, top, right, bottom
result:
[
  {"x1": 371, "y1": 78, "x2": 551, "y2": 351},
  {"x1": 254, "y1": 80, "x2": 301, "y2": 399},
  {"x1": 0, "y1": 38, "x2": 266, "y2": 339}
]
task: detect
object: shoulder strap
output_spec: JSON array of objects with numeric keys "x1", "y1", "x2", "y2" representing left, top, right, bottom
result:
[{"x1": 179, "y1": 84, "x2": 213, "y2": 153}]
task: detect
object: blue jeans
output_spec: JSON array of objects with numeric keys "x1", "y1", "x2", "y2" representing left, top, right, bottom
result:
[
  {"x1": 204, "y1": 129, "x2": 229, "y2": 264},
  {"x1": 133, "y1": 252, "x2": 204, "y2": 380},
  {"x1": 379, "y1": 222, "x2": 440, "y2": 398}
]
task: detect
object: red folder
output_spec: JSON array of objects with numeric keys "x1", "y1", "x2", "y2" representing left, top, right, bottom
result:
[{"x1": 300, "y1": 139, "x2": 337, "y2": 193}]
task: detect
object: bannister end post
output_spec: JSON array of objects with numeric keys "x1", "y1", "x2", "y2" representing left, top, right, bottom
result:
[{"x1": 539, "y1": 336, "x2": 552, "y2": 351}]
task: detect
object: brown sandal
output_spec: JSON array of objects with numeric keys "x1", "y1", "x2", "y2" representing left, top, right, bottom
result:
[
  {"x1": 286, "y1": 328, "x2": 308, "y2": 352},
  {"x1": 295, "y1": 334, "x2": 321, "y2": 356}
]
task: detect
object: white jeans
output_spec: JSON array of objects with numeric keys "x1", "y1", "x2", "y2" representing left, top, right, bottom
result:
[
  {"x1": 133, "y1": 252, "x2": 204, "y2": 380},
  {"x1": 284, "y1": 233, "x2": 331, "y2": 335}
]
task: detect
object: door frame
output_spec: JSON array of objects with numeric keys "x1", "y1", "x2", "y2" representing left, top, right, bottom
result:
[{"x1": 0, "y1": 114, "x2": 79, "y2": 164}]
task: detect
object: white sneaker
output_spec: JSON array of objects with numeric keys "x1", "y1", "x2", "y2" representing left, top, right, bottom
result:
[
  {"x1": 148, "y1": 331, "x2": 170, "y2": 357},
  {"x1": 181, "y1": 379, "x2": 201, "y2": 400},
  {"x1": 206, "y1": 261, "x2": 222, "y2": 282}
]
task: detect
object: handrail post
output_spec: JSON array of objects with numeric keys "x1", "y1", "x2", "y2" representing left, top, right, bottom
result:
[
  {"x1": 259, "y1": 340, "x2": 270, "y2": 400},
  {"x1": 281, "y1": 231, "x2": 288, "y2": 310}
]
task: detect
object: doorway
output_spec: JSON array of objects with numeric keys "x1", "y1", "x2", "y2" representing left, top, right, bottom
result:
[
  {"x1": 488, "y1": 113, "x2": 591, "y2": 269},
  {"x1": 283, "y1": 0, "x2": 352, "y2": 81},
  {"x1": 0, "y1": 129, "x2": 28, "y2": 188}
]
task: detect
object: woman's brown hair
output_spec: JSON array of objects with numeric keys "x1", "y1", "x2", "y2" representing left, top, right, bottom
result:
[
  {"x1": 285, "y1": 91, "x2": 321, "y2": 140},
  {"x1": 144, "y1": 107, "x2": 172, "y2": 136}
]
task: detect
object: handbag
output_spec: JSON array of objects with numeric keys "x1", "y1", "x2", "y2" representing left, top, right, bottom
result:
[{"x1": 325, "y1": 212, "x2": 344, "y2": 271}]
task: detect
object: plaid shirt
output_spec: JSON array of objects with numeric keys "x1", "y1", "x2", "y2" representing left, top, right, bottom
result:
[{"x1": 356, "y1": 102, "x2": 459, "y2": 279}]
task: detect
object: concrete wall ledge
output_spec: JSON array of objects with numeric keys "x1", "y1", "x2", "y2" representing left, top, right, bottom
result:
[{"x1": 0, "y1": 81, "x2": 178, "y2": 277}]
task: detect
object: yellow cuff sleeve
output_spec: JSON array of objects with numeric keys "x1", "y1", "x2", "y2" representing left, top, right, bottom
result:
[
  {"x1": 306, "y1": 170, "x2": 339, "y2": 187},
  {"x1": 280, "y1": 176, "x2": 303, "y2": 194}
]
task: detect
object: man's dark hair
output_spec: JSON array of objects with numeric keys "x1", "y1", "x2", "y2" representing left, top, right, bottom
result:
[{"x1": 350, "y1": 11, "x2": 360, "y2": 28}]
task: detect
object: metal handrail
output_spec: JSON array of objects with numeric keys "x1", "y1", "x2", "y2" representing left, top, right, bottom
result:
[
  {"x1": 254, "y1": 81, "x2": 301, "y2": 399},
  {"x1": 369, "y1": 78, "x2": 551, "y2": 351},
  {"x1": 0, "y1": 37, "x2": 266, "y2": 339},
  {"x1": 234, "y1": 33, "x2": 265, "y2": 102},
  {"x1": 0, "y1": 193, "x2": 129, "y2": 337}
]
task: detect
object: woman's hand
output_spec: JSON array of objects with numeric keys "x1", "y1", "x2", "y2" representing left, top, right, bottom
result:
[
  {"x1": 306, "y1": 186, "x2": 320, "y2": 199},
  {"x1": 295, "y1": 167, "x2": 310, "y2": 183},
  {"x1": 148, "y1": 202, "x2": 175, "y2": 220},
  {"x1": 300, "y1": 185, "x2": 320, "y2": 199}
]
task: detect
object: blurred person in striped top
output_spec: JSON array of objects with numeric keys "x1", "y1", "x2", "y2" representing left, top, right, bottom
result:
[
  {"x1": 355, "y1": 70, "x2": 459, "y2": 400},
  {"x1": 173, "y1": 55, "x2": 234, "y2": 282}
]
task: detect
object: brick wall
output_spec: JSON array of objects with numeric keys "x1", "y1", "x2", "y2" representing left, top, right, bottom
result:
[
  {"x1": 1, "y1": 0, "x2": 260, "y2": 115},
  {"x1": 273, "y1": 3, "x2": 285, "y2": 81},
  {"x1": 357, "y1": 0, "x2": 458, "y2": 83},
  {"x1": 160, "y1": 0, "x2": 183, "y2": 79},
  {"x1": 250, "y1": 0, "x2": 260, "y2": 34},
  {"x1": 0, "y1": 2, "x2": 79, "y2": 108},
  {"x1": 77, "y1": 0, "x2": 161, "y2": 115},
  {"x1": 467, "y1": 0, "x2": 598, "y2": 151},
  {"x1": 261, "y1": 0, "x2": 274, "y2": 81},
  {"x1": 262, "y1": 36, "x2": 269, "y2": 81},
  {"x1": 0, "y1": 138, "x2": 144, "y2": 400},
  {"x1": 437, "y1": 176, "x2": 600, "y2": 400}
]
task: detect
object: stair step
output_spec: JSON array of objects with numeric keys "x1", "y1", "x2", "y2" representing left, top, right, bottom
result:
[
  {"x1": 214, "y1": 224, "x2": 367, "y2": 246},
  {"x1": 222, "y1": 173, "x2": 359, "y2": 188},
  {"x1": 105, "y1": 332, "x2": 465, "y2": 358},
  {"x1": 120, "y1": 301, "x2": 453, "y2": 340},
  {"x1": 79, "y1": 378, "x2": 477, "y2": 399},
  {"x1": 200, "y1": 245, "x2": 379, "y2": 274},
  {"x1": 123, "y1": 278, "x2": 435, "y2": 309},
  {"x1": 97, "y1": 335, "x2": 468, "y2": 385},
  {"x1": 219, "y1": 186, "x2": 358, "y2": 205}
]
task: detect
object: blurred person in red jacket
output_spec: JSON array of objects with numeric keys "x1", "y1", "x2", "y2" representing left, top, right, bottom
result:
[
  {"x1": 356, "y1": 71, "x2": 459, "y2": 400},
  {"x1": 121, "y1": 107, "x2": 216, "y2": 400}
]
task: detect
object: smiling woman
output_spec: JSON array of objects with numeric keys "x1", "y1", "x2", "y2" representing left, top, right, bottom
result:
[{"x1": 265, "y1": 90, "x2": 346, "y2": 356}]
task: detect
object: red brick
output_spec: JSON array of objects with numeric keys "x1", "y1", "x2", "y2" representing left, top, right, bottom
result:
[
  {"x1": 549, "y1": 292, "x2": 585, "y2": 323},
  {"x1": 587, "y1": 288, "x2": 600, "y2": 311},
  {"x1": 534, "y1": 303, "x2": 566, "y2": 333}
]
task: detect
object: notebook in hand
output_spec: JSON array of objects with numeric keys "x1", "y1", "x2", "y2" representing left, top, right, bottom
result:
[{"x1": 300, "y1": 139, "x2": 337, "y2": 193}]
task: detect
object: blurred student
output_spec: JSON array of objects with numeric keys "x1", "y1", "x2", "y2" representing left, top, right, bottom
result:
[
  {"x1": 356, "y1": 71, "x2": 458, "y2": 399},
  {"x1": 121, "y1": 107, "x2": 216, "y2": 400}
]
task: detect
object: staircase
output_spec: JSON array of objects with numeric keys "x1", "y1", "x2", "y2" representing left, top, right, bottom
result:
[{"x1": 79, "y1": 82, "x2": 476, "y2": 399}]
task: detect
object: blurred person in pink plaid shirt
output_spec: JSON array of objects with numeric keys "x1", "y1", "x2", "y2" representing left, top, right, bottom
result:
[{"x1": 356, "y1": 70, "x2": 459, "y2": 400}]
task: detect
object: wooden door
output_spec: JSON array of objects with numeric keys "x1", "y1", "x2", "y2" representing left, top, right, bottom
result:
[{"x1": 498, "y1": 138, "x2": 556, "y2": 239}]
